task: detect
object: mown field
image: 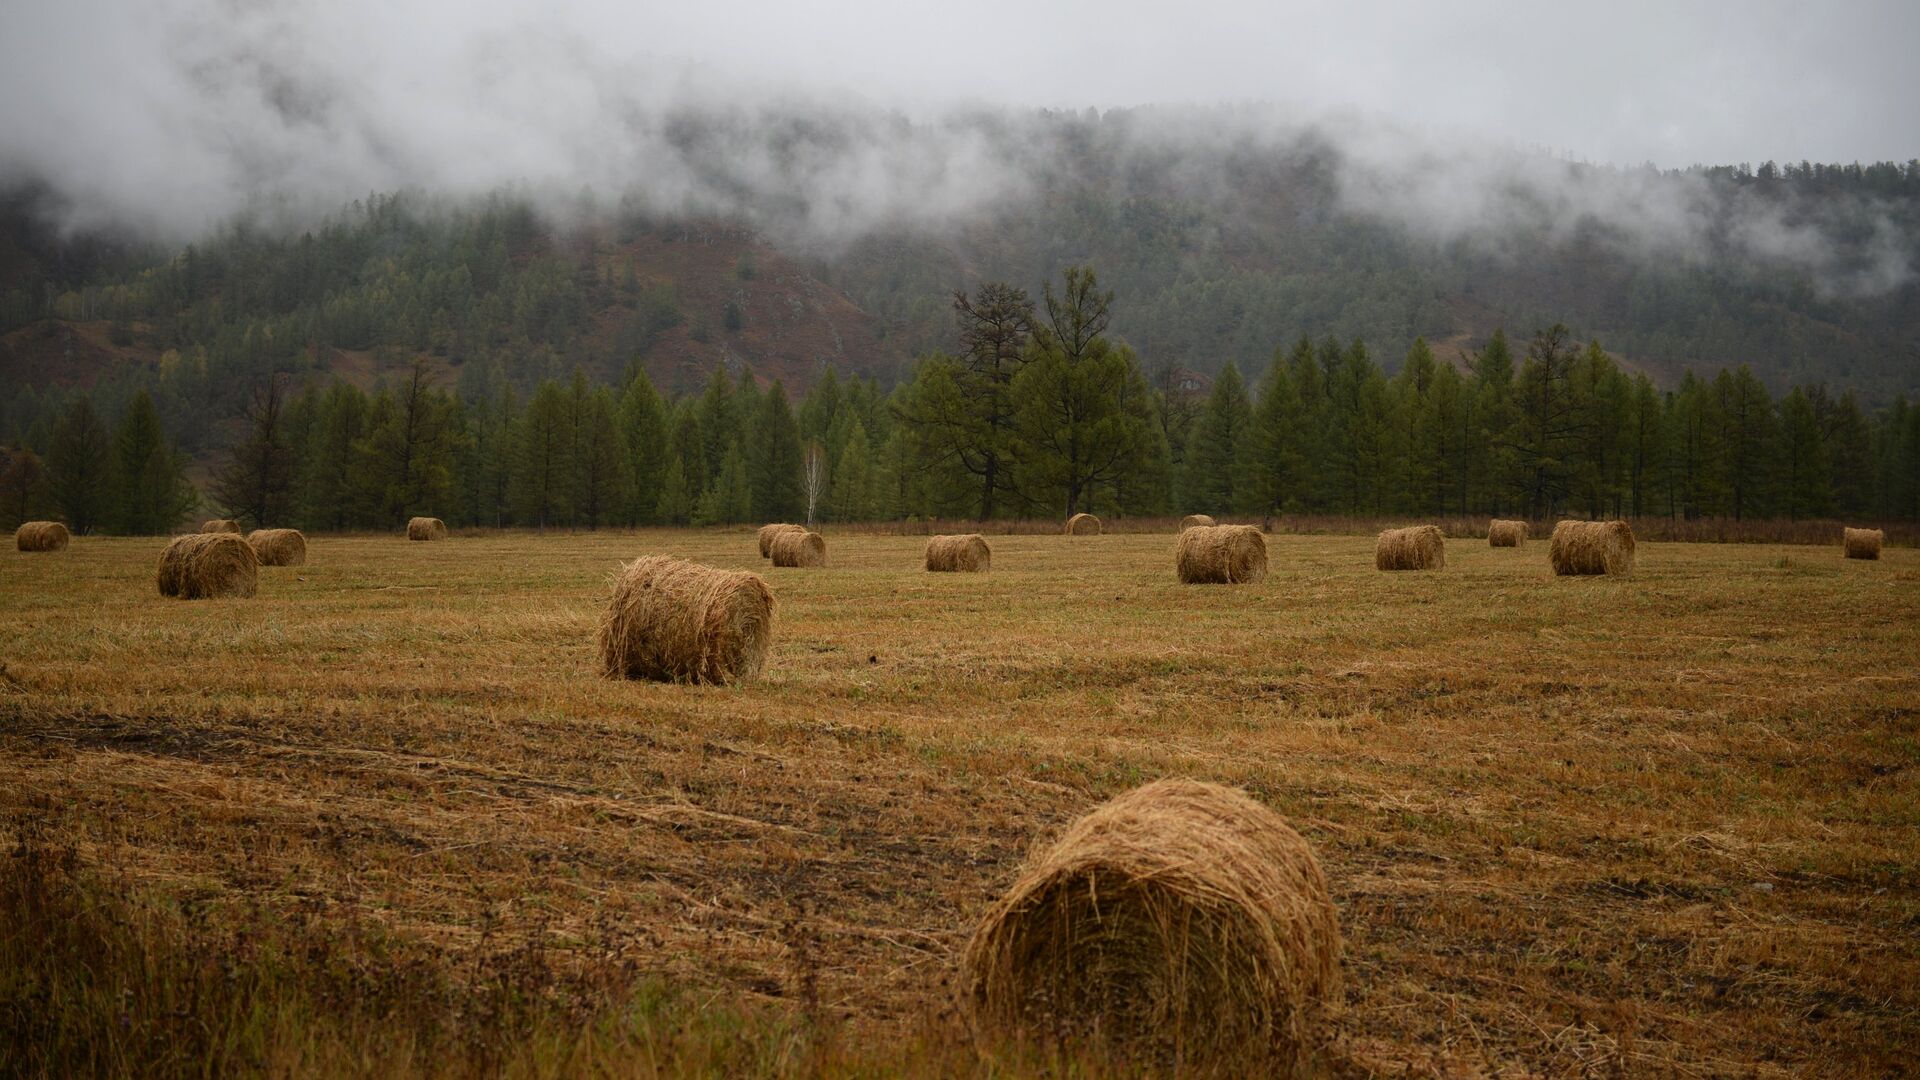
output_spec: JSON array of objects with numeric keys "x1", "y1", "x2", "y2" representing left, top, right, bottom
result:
[{"x1": 2, "y1": 528, "x2": 1917, "y2": 1077}]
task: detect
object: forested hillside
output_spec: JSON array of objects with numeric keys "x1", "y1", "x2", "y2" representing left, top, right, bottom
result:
[{"x1": 2, "y1": 106, "x2": 1917, "y2": 533}]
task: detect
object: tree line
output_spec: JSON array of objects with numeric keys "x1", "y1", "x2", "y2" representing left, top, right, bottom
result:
[{"x1": 5, "y1": 266, "x2": 1918, "y2": 535}]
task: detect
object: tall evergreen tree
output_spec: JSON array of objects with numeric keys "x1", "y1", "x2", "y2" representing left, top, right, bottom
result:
[
  {"x1": 751, "y1": 380, "x2": 806, "y2": 522},
  {"x1": 210, "y1": 379, "x2": 294, "y2": 527},
  {"x1": 511, "y1": 379, "x2": 575, "y2": 528},
  {"x1": 617, "y1": 370, "x2": 668, "y2": 524},
  {"x1": 1181, "y1": 361, "x2": 1252, "y2": 513},
  {"x1": 46, "y1": 398, "x2": 114, "y2": 533},
  {"x1": 113, "y1": 390, "x2": 197, "y2": 533},
  {"x1": 574, "y1": 386, "x2": 628, "y2": 529}
]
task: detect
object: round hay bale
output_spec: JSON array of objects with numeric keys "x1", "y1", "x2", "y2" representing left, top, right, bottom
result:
[
  {"x1": 15, "y1": 521, "x2": 69, "y2": 552},
  {"x1": 1549, "y1": 520, "x2": 1635, "y2": 576},
  {"x1": 757, "y1": 523, "x2": 806, "y2": 558},
  {"x1": 1487, "y1": 519, "x2": 1528, "y2": 547},
  {"x1": 1065, "y1": 512, "x2": 1101, "y2": 536},
  {"x1": 1181, "y1": 513, "x2": 1217, "y2": 530},
  {"x1": 926, "y1": 533, "x2": 991, "y2": 572},
  {"x1": 407, "y1": 516, "x2": 448, "y2": 541},
  {"x1": 247, "y1": 528, "x2": 308, "y2": 566},
  {"x1": 769, "y1": 529, "x2": 827, "y2": 568},
  {"x1": 1375, "y1": 525, "x2": 1445, "y2": 571},
  {"x1": 1843, "y1": 527, "x2": 1883, "y2": 560},
  {"x1": 199, "y1": 518, "x2": 242, "y2": 534},
  {"x1": 961, "y1": 778, "x2": 1341, "y2": 1071},
  {"x1": 157, "y1": 533, "x2": 259, "y2": 599},
  {"x1": 597, "y1": 555, "x2": 774, "y2": 685},
  {"x1": 1177, "y1": 524, "x2": 1268, "y2": 584}
]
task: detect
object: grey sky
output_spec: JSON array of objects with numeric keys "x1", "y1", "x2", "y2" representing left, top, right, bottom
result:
[{"x1": 0, "y1": 0, "x2": 1914, "y2": 244}]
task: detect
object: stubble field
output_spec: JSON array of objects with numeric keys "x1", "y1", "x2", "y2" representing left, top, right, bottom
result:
[{"x1": 2, "y1": 528, "x2": 1917, "y2": 1077}]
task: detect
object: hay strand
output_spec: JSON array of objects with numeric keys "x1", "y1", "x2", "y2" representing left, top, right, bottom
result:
[
  {"x1": 1550, "y1": 519, "x2": 1636, "y2": 576},
  {"x1": 407, "y1": 517, "x2": 448, "y2": 541},
  {"x1": 1177, "y1": 524, "x2": 1269, "y2": 584},
  {"x1": 247, "y1": 528, "x2": 308, "y2": 566},
  {"x1": 769, "y1": 529, "x2": 827, "y2": 568},
  {"x1": 199, "y1": 518, "x2": 242, "y2": 534},
  {"x1": 1375, "y1": 525, "x2": 1445, "y2": 571},
  {"x1": 961, "y1": 778, "x2": 1341, "y2": 1071},
  {"x1": 1488, "y1": 519, "x2": 1528, "y2": 547},
  {"x1": 14, "y1": 521, "x2": 69, "y2": 551},
  {"x1": 1843, "y1": 527, "x2": 1883, "y2": 560},
  {"x1": 597, "y1": 555, "x2": 774, "y2": 685},
  {"x1": 757, "y1": 523, "x2": 806, "y2": 558},
  {"x1": 925, "y1": 534, "x2": 991, "y2": 572},
  {"x1": 1065, "y1": 512, "x2": 1101, "y2": 535},
  {"x1": 1181, "y1": 514, "x2": 1217, "y2": 529},
  {"x1": 156, "y1": 533, "x2": 259, "y2": 599}
]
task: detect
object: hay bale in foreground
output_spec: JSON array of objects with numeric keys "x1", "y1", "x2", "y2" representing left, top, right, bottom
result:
[
  {"x1": 597, "y1": 555, "x2": 773, "y2": 685},
  {"x1": 1065, "y1": 512, "x2": 1101, "y2": 535},
  {"x1": 1488, "y1": 519, "x2": 1528, "y2": 547},
  {"x1": 1177, "y1": 524, "x2": 1268, "y2": 584},
  {"x1": 1375, "y1": 525, "x2": 1445, "y2": 571},
  {"x1": 15, "y1": 521, "x2": 69, "y2": 551},
  {"x1": 1181, "y1": 513, "x2": 1217, "y2": 530},
  {"x1": 407, "y1": 516, "x2": 448, "y2": 541},
  {"x1": 757, "y1": 523, "x2": 806, "y2": 558},
  {"x1": 157, "y1": 533, "x2": 259, "y2": 599},
  {"x1": 769, "y1": 529, "x2": 827, "y2": 568},
  {"x1": 961, "y1": 778, "x2": 1341, "y2": 1072},
  {"x1": 1843, "y1": 527, "x2": 1883, "y2": 560},
  {"x1": 199, "y1": 518, "x2": 242, "y2": 534},
  {"x1": 247, "y1": 528, "x2": 307, "y2": 566},
  {"x1": 1549, "y1": 520, "x2": 1635, "y2": 576},
  {"x1": 926, "y1": 533, "x2": 991, "y2": 572}
]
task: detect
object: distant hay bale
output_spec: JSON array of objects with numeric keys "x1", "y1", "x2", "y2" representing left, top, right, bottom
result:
[
  {"x1": 246, "y1": 528, "x2": 307, "y2": 566},
  {"x1": 1181, "y1": 514, "x2": 1217, "y2": 529},
  {"x1": 597, "y1": 555, "x2": 774, "y2": 685},
  {"x1": 1488, "y1": 519, "x2": 1528, "y2": 547},
  {"x1": 757, "y1": 523, "x2": 806, "y2": 558},
  {"x1": 1375, "y1": 525, "x2": 1445, "y2": 571},
  {"x1": 14, "y1": 521, "x2": 69, "y2": 551},
  {"x1": 1177, "y1": 524, "x2": 1268, "y2": 584},
  {"x1": 407, "y1": 516, "x2": 448, "y2": 541},
  {"x1": 926, "y1": 533, "x2": 991, "y2": 572},
  {"x1": 1843, "y1": 527, "x2": 1883, "y2": 560},
  {"x1": 199, "y1": 518, "x2": 242, "y2": 534},
  {"x1": 156, "y1": 533, "x2": 259, "y2": 599},
  {"x1": 769, "y1": 529, "x2": 827, "y2": 568},
  {"x1": 1065, "y1": 512, "x2": 1101, "y2": 535},
  {"x1": 961, "y1": 778, "x2": 1341, "y2": 1071},
  {"x1": 1549, "y1": 520, "x2": 1636, "y2": 576}
]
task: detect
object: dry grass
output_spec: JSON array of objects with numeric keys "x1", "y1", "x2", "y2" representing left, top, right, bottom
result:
[
  {"x1": 1066, "y1": 513, "x2": 1101, "y2": 536},
  {"x1": 14, "y1": 521, "x2": 68, "y2": 552},
  {"x1": 1551, "y1": 520, "x2": 1637, "y2": 576},
  {"x1": 407, "y1": 517, "x2": 448, "y2": 541},
  {"x1": 1376, "y1": 525, "x2": 1445, "y2": 571},
  {"x1": 1176, "y1": 524, "x2": 1268, "y2": 584},
  {"x1": 1489, "y1": 519, "x2": 1528, "y2": 547},
  {"x1": 247, "y1": 528, "x2": 308, "y2": 566},
  {"x1": 1845, "y1": 528, "x2": 1884, "y2": 560},
  {"x1": 924, "y1": 534, "x2": 991, "y2": 573},
  {"x1": 962, "y1": 778, "x2": 1339, "y2": 1072},
  {"x1": 155, "y1": 533, "x2": 259, "y2": 599},
  {"x1": 597, "y1": 555, "x2": 774, "y2": 685},
  {"x1": 2, "y1": 530, "x2": 1917, "y2": 1077}
]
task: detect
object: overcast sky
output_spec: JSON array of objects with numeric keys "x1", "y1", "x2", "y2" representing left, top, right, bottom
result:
[{"x1": 0, "y1": 0, "x2": 1915, "y2": 239}]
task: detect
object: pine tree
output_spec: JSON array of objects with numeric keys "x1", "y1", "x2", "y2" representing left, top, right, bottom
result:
[
  {"x1": 46, "y1": 397, "x2": 114, "y2": 534},
  {"x1": 1244, "y1": 352, "x2": 1308, "y2": 516},
  {"x1": 113, "y1": 390, "x2": 197, "y2": 533},
  {"x1": 352, "y1": 359, "x2": 460, "y2": 525},
  {"x1": 1180, "y1": 361, "x2": 1252, "y2": 514},
  {"x1": 299, "y1": 381, "x2": 371, "y2": 530},
  {"x1": 574, "y1": 387, "x2": 629, "y2": 529},
  {"x1": 751, "y1": 380, "x2": 805, "y2": 522},
  {"x1": 0, "y1": 445, "x2": 48, "y2": 529},
  {"x1": 210, "y1": 380, "x2": 294, "y2": 527},
  {"x1": 697, "y1": 365, "x2": 738, "y2": 482},
  {"x1": 828, "y1": 419, "x2": 875, "y2": 522},
  {"x1": 654, "y1": 455, "x2": 693, "y2": 525},
  {"x1": 1777, "y1": 387, "x2": 1830, "y2": 520},
  {"x1": 695, "y1": 445, "x2": 752, "y2": 525},
  {"x1": 1713, "y1": 366, "x2": 1776, "y2": 520},
  {"x1": 511, "y1": 379, "x2": 575, "y2": 528},
  {"x1": 617, "y1": 370, "x2": 668, "y2": 524}
]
